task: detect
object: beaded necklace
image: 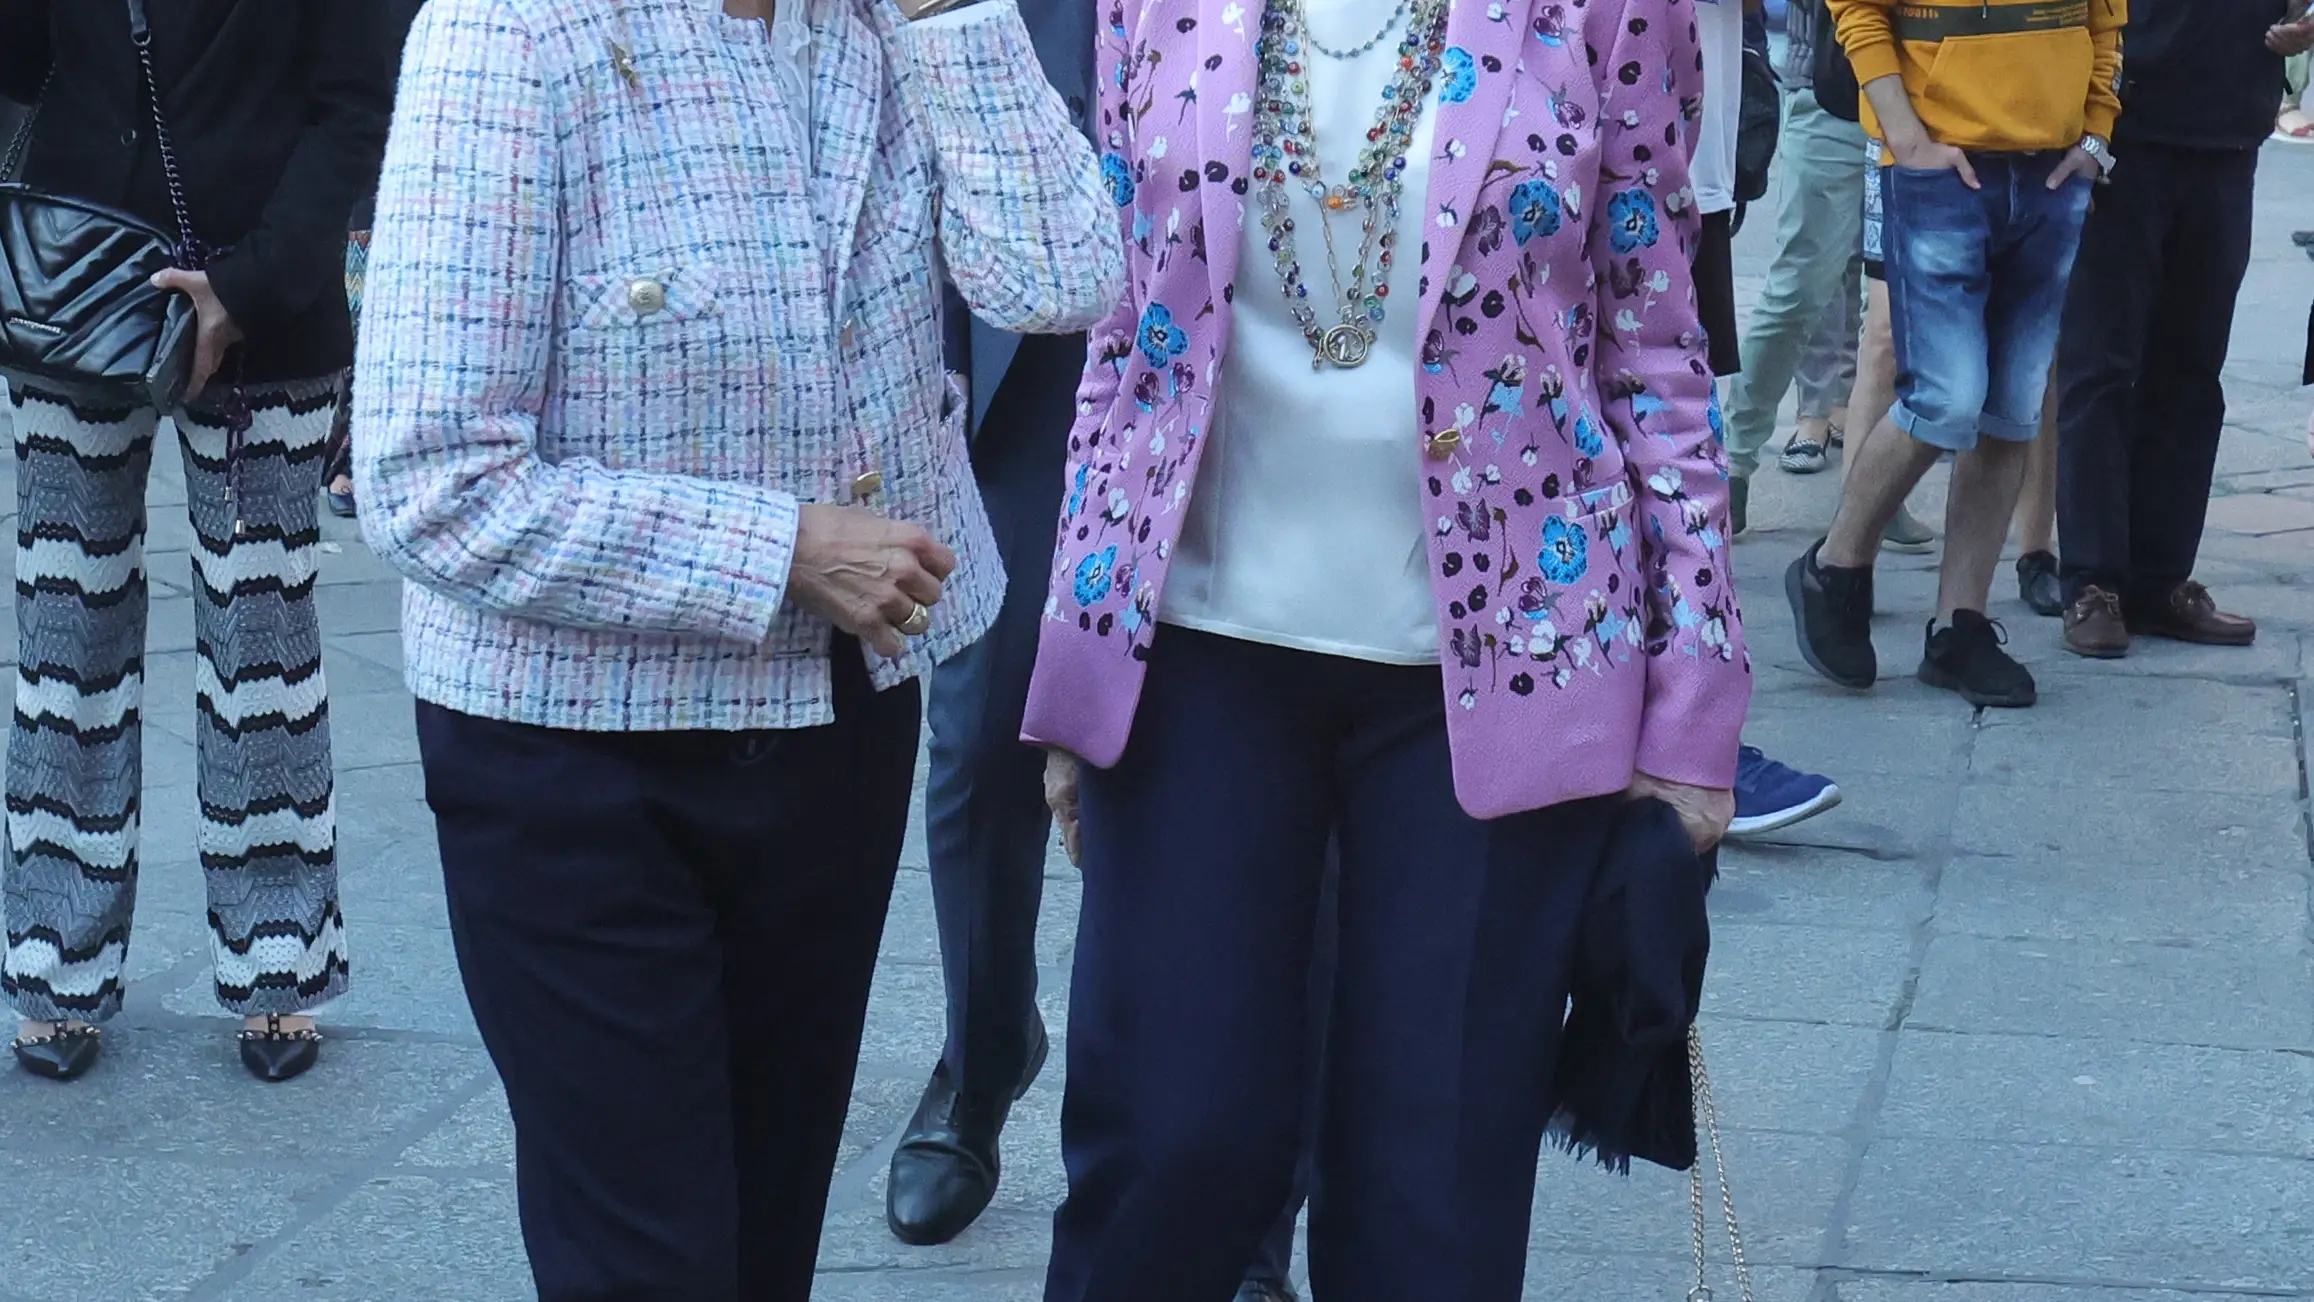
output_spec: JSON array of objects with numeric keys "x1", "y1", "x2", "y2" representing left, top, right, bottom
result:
[
  {"x1": 1303, "y1": 0, "x2": 1413, "y2": 59},
  {"x1": 1250, "y1": 0, "x2": 1451, "y2": 369}
]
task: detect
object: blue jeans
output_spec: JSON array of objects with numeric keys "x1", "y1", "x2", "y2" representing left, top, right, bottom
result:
[{"x1": 1883, "y1": 152, "x2": 2092, "y2": 452}]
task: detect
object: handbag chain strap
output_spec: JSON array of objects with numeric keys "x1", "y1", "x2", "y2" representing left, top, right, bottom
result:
[
  {"x1": 0, "y1": 4, "x2": 199, "y2": 264},
  {"x1": 1, "y1": 72, "x2": 49, "y2": 182},
  {"x1": 1686, "y1": 1026, "x2": 1755, "y2": 1302},
  {"x1": 125, "y1": 0, "x2": 202, "y2": 266}
]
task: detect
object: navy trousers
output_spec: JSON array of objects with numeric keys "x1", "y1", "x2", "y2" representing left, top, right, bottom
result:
[
  {"x1": 419, "y1": 646, "x2": 920, "y2": 1302},
  {"x1": 923, "y1": 331, "x2": 1080, "y2": 1111},
  {"x1": 1045, "y1": 629, "x2": 1604, "y2": 1302}
]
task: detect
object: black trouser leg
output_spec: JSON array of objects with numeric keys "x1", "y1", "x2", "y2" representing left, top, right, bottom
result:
[
  {"x1": 422, "y1": 648, "x2": 919, "y2": 1302},
  {"x1": 2054, "y1": 146, "x2": 2175, "y2": 604},
  {"x1": 2122, "y1": 148, "x2": 2257, "y2": 607}
]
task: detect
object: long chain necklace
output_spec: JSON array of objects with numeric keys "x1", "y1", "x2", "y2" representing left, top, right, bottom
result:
[
  {"x1": 1250, "y1": 0, "x2": 1450, "y2": 369},
  {"x1": 1303, "y1": 0, "x2": 1413, "y2": 59}
]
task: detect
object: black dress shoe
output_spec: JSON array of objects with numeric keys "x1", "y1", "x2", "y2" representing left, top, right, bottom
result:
[
  {"x1": 11, "y1": 1021, "x2": 100, "y2": 1081},
  {"x1": 2016, "y1": 550, "x2": 2063, "y2": 618},
  {"x1": 1236, "y1": 1281, "x2": 1300, "y2": 1302},
  {"x1": 238, "y1": 1015, "x2": 323, "y2": 1083},
  {"x1": 887, "y1": 1015, "x2": 1049, "y2": 1246}
]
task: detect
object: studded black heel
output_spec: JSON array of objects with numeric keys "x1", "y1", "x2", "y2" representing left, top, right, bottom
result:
[
  {"x1": 238, "y1": 1014, "x2": 323, "y2": 1083},
  {"x1": 11, "y1": 1020, "x2": 102, "y2": 1081}
]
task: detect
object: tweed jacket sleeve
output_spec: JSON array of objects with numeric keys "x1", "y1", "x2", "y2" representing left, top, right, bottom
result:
[
  {"x1": 354, "y1": 1, "x2": 798, "y2": 646},
  {"x1": 1587, "y1": 0, "x2": 1749, "y2": 791},
  {"x1": 885, "y1": 0, "x2": 1124, "y2": 333}
]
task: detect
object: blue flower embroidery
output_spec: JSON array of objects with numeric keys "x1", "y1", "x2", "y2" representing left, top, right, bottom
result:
[
  {"x1": 1100, "y1": 153, "x2": 1135, "y2": 207},
  {"x1": 1705, "y1": 390, "x2": 1726, "y2": 444},
  {"x1": 1074, "y1": 546, "x2": 1118, "y2": 607},
  {"x1": 1508, "y1": 178, "x2": 1563, "y2": 245},
  {"x1": 1136, "y1": 303, "x2": 1189, "y2": 368},
  {"x1": 1538, "y1": 517, "x2": 1590, "y2": 585},
  {"x1": 1439, "y1": 47, "x2": 1477, "y2": 103},
  {"x1": 1572, "y1": 411, "x2": 1603, "y2": 457},
  {"x1": 1606, "y1": 188, "x2": 1660, "y2": 254},
  {"x1": 1066, "y1": 463, "x2": 1090, "y2": 516}
]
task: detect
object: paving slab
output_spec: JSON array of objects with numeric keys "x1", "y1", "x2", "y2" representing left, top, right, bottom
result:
[
  {"x1": 1908, "y1": 932, "x2": 2314, "y2": 1051},
  {"x1": 1877, "y1": 1028, "x2": 2314, "y2": 1157},
  {"x1": 1842, "y1": 1138, "x2": 2314, "y2": 1291}
]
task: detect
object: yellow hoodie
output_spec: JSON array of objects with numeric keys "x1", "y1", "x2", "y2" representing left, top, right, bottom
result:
[{"x1": 1828, "y1": 0, "x2": 2127, "y2": 152}]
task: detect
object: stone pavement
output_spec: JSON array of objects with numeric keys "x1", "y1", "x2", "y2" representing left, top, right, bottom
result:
[{"x1": 8, "y1": 151, "x2": 2314, "y2": 1302}]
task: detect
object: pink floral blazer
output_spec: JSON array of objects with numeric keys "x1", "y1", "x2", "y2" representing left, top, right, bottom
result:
[{"x1": 1020, "y1": 0, "x2": 1751, "y2": 818}]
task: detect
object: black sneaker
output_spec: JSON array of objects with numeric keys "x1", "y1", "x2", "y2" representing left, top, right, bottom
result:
[
  {"x1": 1785, "y1": 540, "x2": 1876, "y2": 689},
  {"x1": 1917, "y1": 610, "x2": 2036, "y2": 708}
]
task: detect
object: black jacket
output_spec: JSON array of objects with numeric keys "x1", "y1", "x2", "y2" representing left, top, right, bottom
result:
[
  {"x1": 1546, "y1": 797, "x2": 1714, "y2": 1174},
  {"x1": 348, "y1": 0, "x2": 426, "y2": 233},
  {"x1": 2117, "y1": 0, "x2": 2292, "y2": 153},
  {"x1": 0, "y1": 1, "x2": 394, "y2": 383}
]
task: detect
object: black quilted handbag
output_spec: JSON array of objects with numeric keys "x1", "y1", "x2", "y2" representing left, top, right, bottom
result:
[{"x1": 0, "y1": 0, "x2": 199, "y2": 412}]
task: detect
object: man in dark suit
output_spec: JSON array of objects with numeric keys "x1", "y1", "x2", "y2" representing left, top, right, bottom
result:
[{"x1": 884, "y1": 1, "x2": 1302, "y2": 1293}]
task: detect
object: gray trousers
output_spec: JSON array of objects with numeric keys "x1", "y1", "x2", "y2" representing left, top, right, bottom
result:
[
  {"x1": 3, "y1": 380, "x2": 345, "y2": 1022},
  {"x1": 1725, "y1": 89, "x2": 1870, "y2": 478}
]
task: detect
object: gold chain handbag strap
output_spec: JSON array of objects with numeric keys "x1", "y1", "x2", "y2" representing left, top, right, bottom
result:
[{"x1": 1686, "y1": 1026, "x2": 1755, "y2": 1302}]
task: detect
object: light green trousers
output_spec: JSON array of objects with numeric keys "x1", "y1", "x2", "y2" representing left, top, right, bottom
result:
[{"x1": 1724, "y1": 89, "x2": 1869, "y2": 480}]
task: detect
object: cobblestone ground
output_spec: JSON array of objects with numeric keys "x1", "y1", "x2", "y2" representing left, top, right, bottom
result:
[{"x1": 6, "y1": 147, "x2": 2314, "y2": 1301}]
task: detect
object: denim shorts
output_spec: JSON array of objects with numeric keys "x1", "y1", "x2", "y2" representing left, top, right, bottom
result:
[{"x1": 1882, "y1": 151, "x2": 2092, "y2": 452}]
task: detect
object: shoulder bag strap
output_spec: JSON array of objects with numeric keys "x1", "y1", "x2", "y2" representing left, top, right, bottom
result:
[
  {"x1": 124, "y1": 0, "x2": 202, "y2": 263},
  {"x1": 2, "y1": 73, "x2": 51, "y2": 182}
]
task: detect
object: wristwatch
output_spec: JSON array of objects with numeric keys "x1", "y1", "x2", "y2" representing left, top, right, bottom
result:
[
  {"x1": 896, "y1": 0, "x2": 985, "y2": 19},
  {"x1": 2077, "y1": 134, "x2": 2117, "y2": 178}
]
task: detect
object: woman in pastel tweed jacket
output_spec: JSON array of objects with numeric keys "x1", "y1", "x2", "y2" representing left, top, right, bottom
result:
[
  {"x1": 1021, "y1": 0, "x2": 1749, "y2": 1294},
  {"x1": 352, "y1": 0, "x2": 1120, "y2": 1296}
]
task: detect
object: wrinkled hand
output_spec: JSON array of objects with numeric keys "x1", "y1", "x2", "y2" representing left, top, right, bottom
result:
[
  {"x1": 149, "y1": 268, "x2": 243, "y2": 401},
  {"x1": 1624, "y1": 771, "x2": 1734, "y2": 854},
  {"x1": 2270, "y1": 17, "x2": 2314, "y2": 55},
  {"x1": 1885, "y1": 134, "x2": 1980, "y2": 190},
  {"x1": 2046, "y1": 144, "x2": 2103, "y2": 190},
  {"x1": 785, "y1": 504, "x2": 955, "y2": 659},
  {"x1": 1043, "y1": 748, "x2": 1083, "y2": 866}
]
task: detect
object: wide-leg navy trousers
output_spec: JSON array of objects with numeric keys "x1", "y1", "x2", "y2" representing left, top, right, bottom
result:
[{"x1": 1045, "y1": 628, "x2": 1610, "y2": 1302}]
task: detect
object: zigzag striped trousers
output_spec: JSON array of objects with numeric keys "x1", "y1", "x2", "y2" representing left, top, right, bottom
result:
[{"x1": 2, "y1": 379, "x2": 348, "y2": 1023}]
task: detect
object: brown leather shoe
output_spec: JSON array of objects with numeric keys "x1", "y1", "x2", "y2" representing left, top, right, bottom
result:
[
  {"x1": 2062, "y1": 585, "x2": 2130, "y2": 659},
  {"x1": 2131, "y1": 580, "x2": 2256, "y2": 647}
]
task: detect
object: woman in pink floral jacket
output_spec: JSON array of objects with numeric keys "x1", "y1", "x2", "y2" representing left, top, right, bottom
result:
[{"x1": 1023, "y1": 0, "x2": 1749, "y2": 1294}]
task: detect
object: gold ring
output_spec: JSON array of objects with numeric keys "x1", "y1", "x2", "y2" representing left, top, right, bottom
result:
[{"x1": 898, "y1": 603, "x2": 932, "y2": 638}]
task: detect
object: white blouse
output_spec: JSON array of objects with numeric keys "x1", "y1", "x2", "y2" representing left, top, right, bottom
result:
[{"x1": 1157, "y1": 0, "x2": 1441, "y2": 665}]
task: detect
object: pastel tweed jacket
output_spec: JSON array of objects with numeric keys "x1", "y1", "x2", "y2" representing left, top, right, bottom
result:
[
  {"x1": 354, "y1": 0, "x2": 1123, "y2": 731},
  {"x1": 1020, "y1": 0, "x2": 1752, "y2": 818}
]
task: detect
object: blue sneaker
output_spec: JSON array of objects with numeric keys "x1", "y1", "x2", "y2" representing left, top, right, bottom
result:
[{"x1": 1728, "y1": 746, "x2": 1841, "y2": 838}]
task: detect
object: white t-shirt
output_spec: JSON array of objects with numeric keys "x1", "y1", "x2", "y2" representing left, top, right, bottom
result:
[
  {"x1": 1158, "y1": 0, "x2": 1441, "y2": 664},
  {"x1": 1692, "y1": 0, "x2": 1742, "y2": 217}
]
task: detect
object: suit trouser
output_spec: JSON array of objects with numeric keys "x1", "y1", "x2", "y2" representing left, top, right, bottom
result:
[
  {"x1": 419, "y1": 646, "x2": 918, "y2": 1302},
  {"x1": 2055, "y1": 143, "x2": 2257, "y2": 609},
  {"x1": 1724, "y1": 90, "x2": 1869, "y2": 478},
  {"x1": 923, "y1": 332, "x2": 1080, "y2": 1111},
  {"x1": 1044, "y1": 628, "x2": 1604, "y2": 1302}
]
